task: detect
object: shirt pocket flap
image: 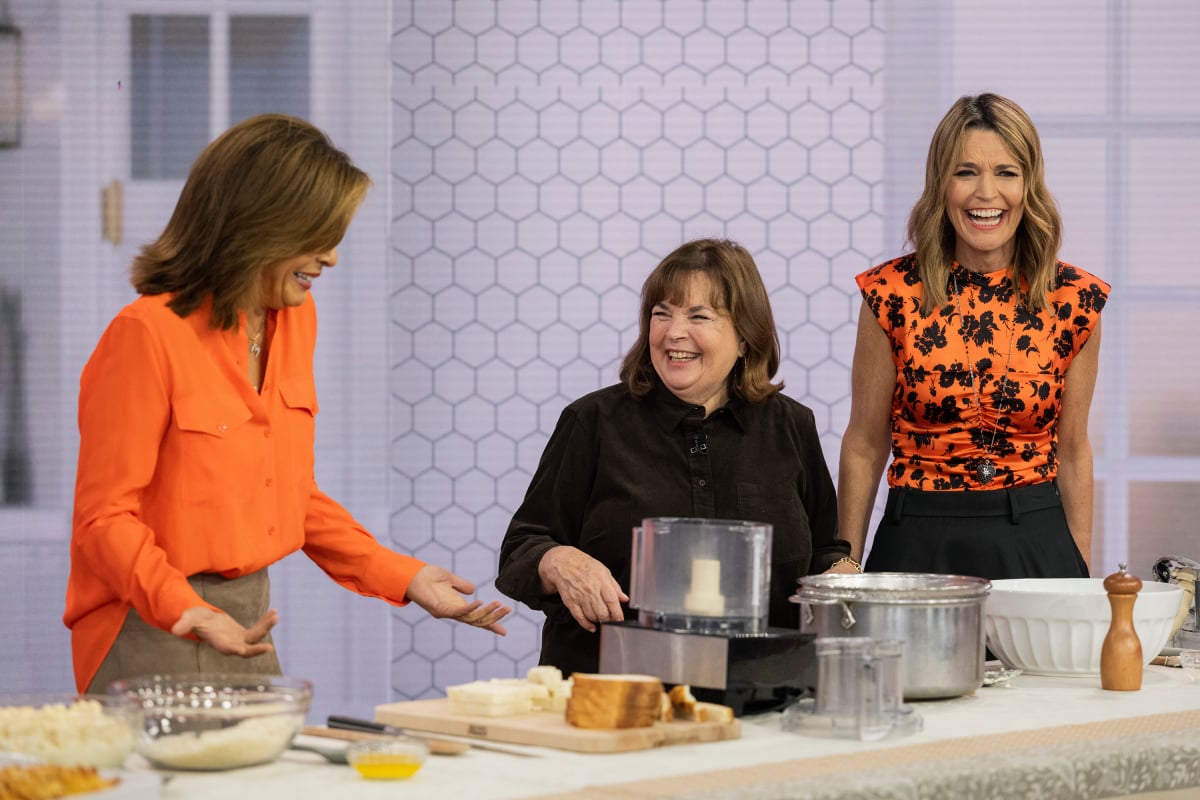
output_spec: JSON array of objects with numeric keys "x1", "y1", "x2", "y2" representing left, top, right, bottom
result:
[
  {"x1": 174, "y1": 393, "x2": 252, "y2": 437},
  {"x1": 278, "y1": 374, "x2": 319, "y2": 415}
]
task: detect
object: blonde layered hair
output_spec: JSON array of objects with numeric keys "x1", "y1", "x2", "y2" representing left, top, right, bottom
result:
[
  {"x1": 620, "y1": 238, "x2": 783, "y2": 403},
  {"x1": 132, "y1": 114, "x2": 371, "y2": 330},
  {"x1": 907, "y1": 94, "x2": 1062, "y2": 313}
]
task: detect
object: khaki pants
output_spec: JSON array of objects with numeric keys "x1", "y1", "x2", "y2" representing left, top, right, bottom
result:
[{"x1": 87, "y1": 569, "x2": 282, "y2": 693}]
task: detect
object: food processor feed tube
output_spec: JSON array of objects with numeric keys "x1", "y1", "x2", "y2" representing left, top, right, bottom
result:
[{"x1": 684, "y1": 559, "x2": 726, "y2": 616}]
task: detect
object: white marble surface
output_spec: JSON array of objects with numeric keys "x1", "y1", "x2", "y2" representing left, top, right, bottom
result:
[{"x1": 103, "y1": 665, "x2": 1200, "y2": 799}]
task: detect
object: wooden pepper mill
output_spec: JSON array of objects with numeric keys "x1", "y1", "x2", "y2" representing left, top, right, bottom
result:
[{"x1": 1100, "y1": 562, "x2": 1143, "y2": 691}]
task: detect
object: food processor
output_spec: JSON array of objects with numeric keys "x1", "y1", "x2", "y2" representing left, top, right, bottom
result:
[{"x1": 597, "y1": 517, "x2": 817, "y2": 716}]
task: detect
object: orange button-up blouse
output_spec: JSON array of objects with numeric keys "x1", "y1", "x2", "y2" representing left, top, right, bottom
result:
[
  {"x1": 65, "y1": 293, "x2": 423, "y2": 691},
  {"x1": 856, "y1": 255, "x2": 1109, "y2": 491}
]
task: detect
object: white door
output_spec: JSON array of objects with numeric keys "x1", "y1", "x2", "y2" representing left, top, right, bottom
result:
[{"x1": 94, "y1": 0, "x2": 346, "y2": 325}]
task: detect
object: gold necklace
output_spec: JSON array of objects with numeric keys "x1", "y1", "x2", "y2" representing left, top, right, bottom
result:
[
  {"x1": 953, "y1": 274, "x2": 1017, "y2": 485},
  {"x1": 248, "y1": 316, "x2": 265, "y2": 358}
]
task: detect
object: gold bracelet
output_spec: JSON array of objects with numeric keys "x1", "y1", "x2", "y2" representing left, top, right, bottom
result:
[{"x1": 830, "y1": 556, "x2": 863, "y2": 573}]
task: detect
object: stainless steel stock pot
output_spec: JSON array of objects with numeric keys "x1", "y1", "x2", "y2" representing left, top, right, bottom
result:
[{"x1": 790, "y1": 573, "x2": 991, "y2": 699}]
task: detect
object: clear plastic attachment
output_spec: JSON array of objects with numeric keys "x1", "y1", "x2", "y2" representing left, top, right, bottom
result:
[
  {"x1": 628, "y1": 517, "x2": 771, "y2": 634},
  {"x1": 781, "y1": 637, "x2": 921, "y2": 741}
]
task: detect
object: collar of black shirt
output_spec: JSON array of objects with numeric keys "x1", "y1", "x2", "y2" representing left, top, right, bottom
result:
[{"x1": 648, "y1": 378, "x2": 749, "y2": 435}]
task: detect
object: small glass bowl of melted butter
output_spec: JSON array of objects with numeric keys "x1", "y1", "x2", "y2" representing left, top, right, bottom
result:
[{"x1": 346, "y1": 736, "x2": 429, "y2": 780}]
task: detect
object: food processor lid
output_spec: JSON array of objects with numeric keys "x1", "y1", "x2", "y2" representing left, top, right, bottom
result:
[
  {"x1": 792, "y1": 572, "x2": 991, "y2": 603},
  {"x1": 642, "y1": 516, "x2": 771, "y2": 531}
]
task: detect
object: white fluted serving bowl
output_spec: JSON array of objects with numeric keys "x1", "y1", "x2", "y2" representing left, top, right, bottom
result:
[{"x1": 985, "y1": 578, "x2": 1184, "y2": 676}]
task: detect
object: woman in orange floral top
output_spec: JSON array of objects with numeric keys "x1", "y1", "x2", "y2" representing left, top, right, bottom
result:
[{"x1": 839, "y1": 94, "x2": 1107, "y2": 580}]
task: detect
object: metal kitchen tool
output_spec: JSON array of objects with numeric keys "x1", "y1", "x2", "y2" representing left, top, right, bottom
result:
[
  {"x1": 325, "y1": 716, "x2": 540, "y2": 757},
  {"x1": 290, "y1": 739, "x2": 350, "y2": 763},
  {"x1": 600, "y1": 517, "x2": 818, "y2": 716},
  {"x1": 302, "y1": 724, "x2": 468, "y2": 757}
]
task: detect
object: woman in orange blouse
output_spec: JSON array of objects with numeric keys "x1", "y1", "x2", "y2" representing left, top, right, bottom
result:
[
  {"x1": 65, "y1": 114, "x2": 509, "y2": 693},
  {"x1": 839, "y1": 94, "x2": 1107, "y2": 580}
]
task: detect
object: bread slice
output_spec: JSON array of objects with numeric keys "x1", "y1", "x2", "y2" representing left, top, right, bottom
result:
[
  {"x1": 668, "y1": 685, "x2": 734, "y2": 724},
  {"x1": 565, "y1": 674, "x2": 664, "y2": 730},
  {"x1": 667, "y1": 683, "x2": 697, "y2": 716},
  {"x1": 690, "y1": 701, "x2": 734, "y2": 724}
]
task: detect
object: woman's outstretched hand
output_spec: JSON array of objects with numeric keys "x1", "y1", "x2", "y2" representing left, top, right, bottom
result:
[
  {"x1": 405, "y1": 565, "x2": 512, "y2": 635},
  {"x1": 171, "y1": 606, "x2": 279, "y2": 657}
]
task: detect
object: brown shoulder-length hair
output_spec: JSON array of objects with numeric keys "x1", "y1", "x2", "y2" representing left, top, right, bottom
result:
[
  {"x1": 619, "y1": 238, "x2": 783, "y2": 403},
  {"x1": 131, "y1": 113, "x2": 371, "y2": 330},
  {"x1": 907, "y1": 93, "x2": 1062, "y2": 313}
]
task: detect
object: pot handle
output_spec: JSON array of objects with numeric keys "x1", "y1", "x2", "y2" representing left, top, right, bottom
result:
[{"x1": 796, "y1": 596, "x2": 857, "y2": 630}]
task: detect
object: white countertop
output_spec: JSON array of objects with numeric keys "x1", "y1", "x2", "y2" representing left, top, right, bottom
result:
[{"x1": 123, "y1": 666, "x2": 1200, "y2": 800}]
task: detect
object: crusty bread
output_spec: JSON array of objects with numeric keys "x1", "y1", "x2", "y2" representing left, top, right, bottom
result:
[
  {"x1": 667, "y1": 685, "x2": 734, "y2": 724},
  {"x1": 667, "y1": 683, "x2": 697, "y2": 716},
  {"x1": 565, "y1": 674, "x2": 664, "y2": 729},
  {"x1": 690, "y1": 701, "x2": 735, "y2": 723},
  {"x1": 658, "y1": 691, "x2": 674, "y2": 722}
]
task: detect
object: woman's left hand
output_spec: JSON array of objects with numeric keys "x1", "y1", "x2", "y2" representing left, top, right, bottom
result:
[{"x1": 405, "y1": 565, "x2": 512, "y2": 635}]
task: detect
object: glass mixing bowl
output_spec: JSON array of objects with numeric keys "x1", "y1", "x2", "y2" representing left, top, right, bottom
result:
[{"x1": 107, "y1": 673, "x2": 312, "y2": 771}]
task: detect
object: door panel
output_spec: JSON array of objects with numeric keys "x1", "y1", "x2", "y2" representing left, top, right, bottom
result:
[
  {"x1": 130, "y1": 13, "x2": 210, "y2": 180},
  {"x1": 230, "y1": 15, "x2": 310, "y2": 124},
  {"x1": 98, "y1": 3, "x2": 319, "y2": 326}
]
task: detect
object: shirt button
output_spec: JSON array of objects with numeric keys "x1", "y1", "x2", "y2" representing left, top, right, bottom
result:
[
  {"x1": 217, "y1": 424, "x2": 228, "y2": 433},
  {"x1": 698, "y1": 479, "x2": 707, "y2": 487},
  {"x1": 265, "y1": 477, "x2": 273, "y2": 487},
  {"x1": 263, "y1": 429, "x2": 272, "y2": 438},
  {"x1": 268, "y1": 526, "x2": 276, "y2": 535}
]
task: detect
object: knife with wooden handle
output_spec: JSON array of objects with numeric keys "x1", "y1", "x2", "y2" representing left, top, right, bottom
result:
[
  {"x1": 324, "y1": 716, "x2": 542, "y2": 758},
  {"x1": 301, "y1": 724, "x2": 469, "y2": 756}
]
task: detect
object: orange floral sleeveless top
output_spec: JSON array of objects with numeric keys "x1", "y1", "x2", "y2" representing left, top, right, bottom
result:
[{"x1": 856, "y1": 255, "x2": 1110, "y2": 491}]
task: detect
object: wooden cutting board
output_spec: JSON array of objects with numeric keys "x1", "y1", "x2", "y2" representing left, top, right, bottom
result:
[{"x1": 374, "y1": 699, "x2": 741, "y2": 754}]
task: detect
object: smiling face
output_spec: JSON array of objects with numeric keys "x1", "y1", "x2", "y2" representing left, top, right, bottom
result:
[
  {"x1": 945, "y1": 128, "x2": 1026, "y2": 273},
  {"x1": 257, "y1": 247, "x2": 337, "y2": 310},
  {"x1": 648, "y1": 271, "x2": 745, "y2": 416}
]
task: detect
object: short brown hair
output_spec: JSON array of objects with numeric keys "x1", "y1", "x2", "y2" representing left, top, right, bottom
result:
[
  {"x1": 619, "y1": 238, "x2": 783, "y2": 403},
  {"x1": 131, "y1": 114, "x2": 371, "y2": 329},
  {"x1": 907, "y1": 93, "x2": 1062, "y2": 313}
]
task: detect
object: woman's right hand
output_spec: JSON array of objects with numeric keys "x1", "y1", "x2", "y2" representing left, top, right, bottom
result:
[
  {"x1": 537, "y1": 546, "x2": 628, "y2": 633},
  {"x1": 171, "y1": 606, "x2": 279, "y2": 657}
]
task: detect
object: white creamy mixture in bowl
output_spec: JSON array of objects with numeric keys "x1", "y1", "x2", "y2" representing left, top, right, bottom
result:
[{"x1": 107, "y1": 673, "x2": 312, "y2": 771}]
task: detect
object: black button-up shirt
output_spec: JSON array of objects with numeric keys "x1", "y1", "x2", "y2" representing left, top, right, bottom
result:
[{"x1": 496, "y1": 380, "x2": 846, "y2": 676}]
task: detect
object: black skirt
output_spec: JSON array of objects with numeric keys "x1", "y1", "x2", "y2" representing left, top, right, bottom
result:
[{"x1": 863, "y1": 481, "x2": 1089, "y2": 581}]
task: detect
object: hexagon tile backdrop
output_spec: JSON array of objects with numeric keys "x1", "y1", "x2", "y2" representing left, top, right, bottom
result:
[{"x1": 387, "y1": 0, "x2": 884, "y2": 697}]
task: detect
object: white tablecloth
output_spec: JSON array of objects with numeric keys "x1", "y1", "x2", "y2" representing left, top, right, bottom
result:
[{"x1": 124, "y1": 666, "x2": 1200, "y2": 800}]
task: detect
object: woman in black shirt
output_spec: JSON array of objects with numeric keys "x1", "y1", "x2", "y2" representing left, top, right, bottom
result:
[{"x1": 496, "y1": 238, "x2": 855, "y2": 676}]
